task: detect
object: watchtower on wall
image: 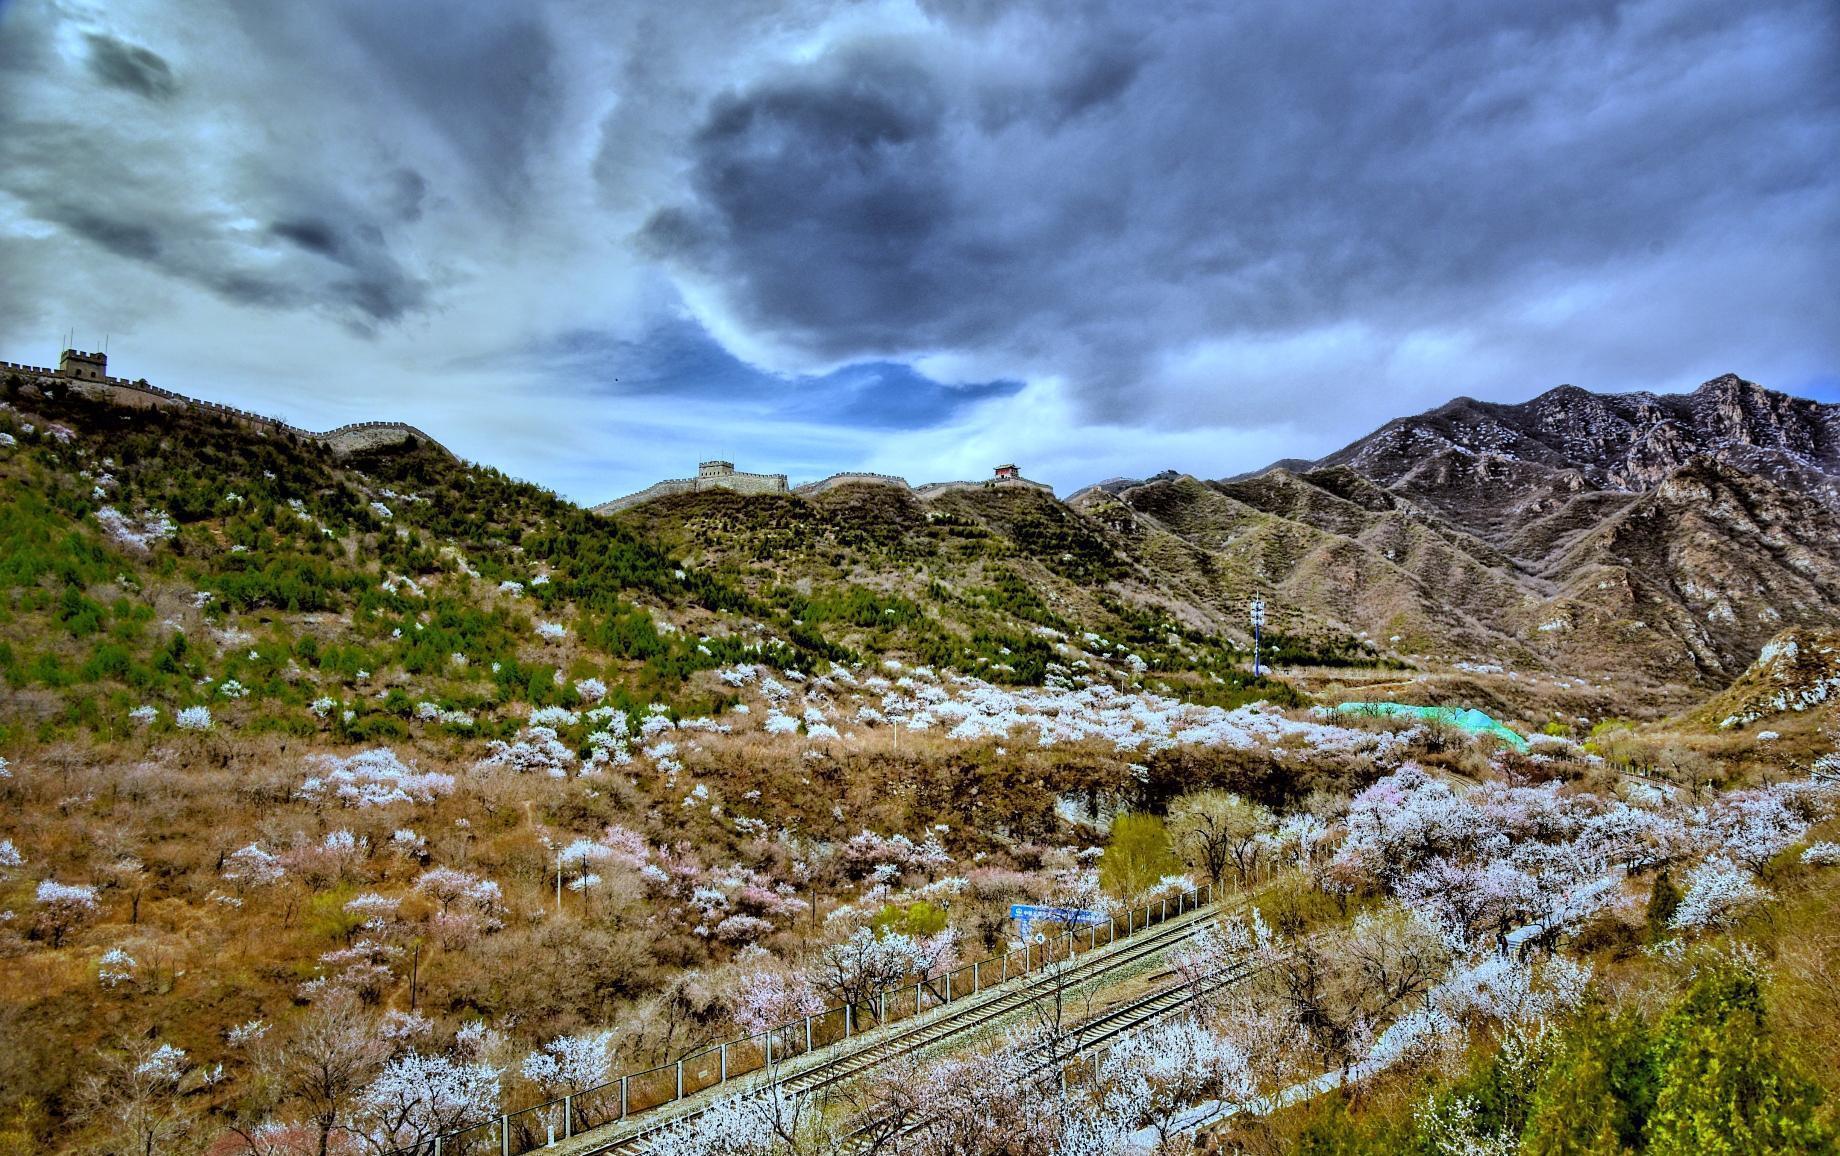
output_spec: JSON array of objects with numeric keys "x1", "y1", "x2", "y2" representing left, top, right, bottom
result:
[
  {"x1": 59, "y1": 349, "x2": 108, "y2": 381},
  {"x1": 699, "y1": 460, "x2": 736, "y2": 479}
]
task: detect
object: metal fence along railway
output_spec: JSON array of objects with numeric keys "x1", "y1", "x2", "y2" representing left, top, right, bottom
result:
[
  {"x1": 829, "y1": 951, "x2": 1276, "y2": 1152},
  {"x1": 587, "y1": 889, "x2": 1244, "y2": 1156},
  {"x1": 388, "y1": 882, "x2": 1226, "y2": 1155}
]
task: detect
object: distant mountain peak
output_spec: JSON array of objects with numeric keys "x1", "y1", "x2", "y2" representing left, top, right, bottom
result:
[{"x1": 1283, "y1": 375, "x2": 1838, "y2": 503}]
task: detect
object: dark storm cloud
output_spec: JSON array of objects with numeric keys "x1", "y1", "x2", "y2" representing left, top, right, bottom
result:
[
  {"x1": 270, "y1": 218, "x2": 343, "y2": 259},
  {"x1": 641, "y1": 0, "x2": 1840, "y2": 422},
  {"x1": 389, "y1": 169, "x2": 428, "y2": 223},
  {"x1": 316, "y1": 3, "x2": 562, "y2": 211},
  {"x1": 0, "y1": 0, "x2": 1834, "y2": 499},
  {"x1": 639, "y1": 52, "x2": 958, "y2": 343},
  {"x1": 0, "y1": 3, "x2": 437, "y2": 332},
  {"x1": 83, "y1": 33, "x2": 178, "y2": 99}
]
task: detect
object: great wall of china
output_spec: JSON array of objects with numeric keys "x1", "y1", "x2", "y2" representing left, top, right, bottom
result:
[
  {"x1": 591, "y1": 460, "x2": 1052, "y2": 514},
  {"x1": 1, "y1": 349, "x2": 452, "y2": 459},
  {"x1": 6, "y1": 349, "x2": 1051, "y2": 514}
]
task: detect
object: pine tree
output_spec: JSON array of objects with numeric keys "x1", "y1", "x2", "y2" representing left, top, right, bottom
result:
[
  {"x1": 1644, "y1": 871, "x2": 1680, "y2": 941},
  {"x1": 1644, "y1": 967, "x2": 1835, "y2": 1155},
  {"x1": 1522, "y1": 1010, "x2": 1655, "y2": 1155}
]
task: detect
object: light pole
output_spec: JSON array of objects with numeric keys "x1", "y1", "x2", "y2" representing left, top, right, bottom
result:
[{"x1": 1250, "y1": 598, "x2": 1266, "y2": 676}]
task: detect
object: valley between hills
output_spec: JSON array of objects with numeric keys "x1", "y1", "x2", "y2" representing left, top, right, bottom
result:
[{"x1": 1, "y1": 367, "x2": 1836, "y2": 1154}]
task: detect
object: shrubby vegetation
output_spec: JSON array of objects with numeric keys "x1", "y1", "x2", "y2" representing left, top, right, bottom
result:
[{"x1": 1, "y1": 384, "x2": 1836, "y2": 1155}]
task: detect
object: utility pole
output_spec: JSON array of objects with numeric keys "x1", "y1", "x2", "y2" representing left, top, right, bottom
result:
[
  {"x1": 1250, "y1": 597, "x2": 1266, "y2": 676},
  {"x1": 556, "y1": 849, "x2": 563, "y2": 915}
]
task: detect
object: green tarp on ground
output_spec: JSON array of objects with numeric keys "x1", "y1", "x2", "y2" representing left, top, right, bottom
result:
[{"x1": 1331, "y1": 701, "x2": 1530, "y2": 752}]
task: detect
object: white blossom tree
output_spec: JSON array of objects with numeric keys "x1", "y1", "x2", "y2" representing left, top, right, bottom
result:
[
  {"x1": 519, "y1": 1030, "x2": 616, "y2": 1098},
  {"x1": 35, "y1": 879, "x2": 100, "y2": 947},
  {"x1": 814, "y1": 927, "x2": 956, "y2": 1015},
  {"x1": 1670, "y1": 858, "x2": 1770, "y2": 932},
  {"x1": 77, "y1": 1039, "x2": 210, "y2": 1156},
  {"x1": 1098, "y1": 1015, "x2": 1255, "y2": 1148},
  {"x1": 350, "y1": 1050, "x2": 500, "y2": 1153}
]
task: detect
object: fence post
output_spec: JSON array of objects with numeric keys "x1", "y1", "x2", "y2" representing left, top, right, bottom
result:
[
  {"x1": 973, "y1": 961, "x2": 981, "y2": 994},
  {"x1": 721, "y1": 1041, "x2": 728, "y2": 1082},
  {"x1": 766, "y1": 1031, "x2": 773, "y2": 1067},
  {"x1": 501, "y1": 1114, "x2": 510, "y2": 1156},
  {"x1": 620, "y1": 1075, "x2": 628, "y2": 1119},
  {"x1": 564, "y1": 1094, "x2": 572, "y2": 1138},
  {"x1": 846, "y1": 1004, "x2": 854, "y2": 1037},
  {"x1": 1162, "y1": 898, "x2": 1168, "y2": 922},
  {"x1": 676, "y1": 1060, "x2": 684, "y2": 1100},
  {"x1": 805, "y1": 1015, "x2": 813, "y2": 1052},
  {"x1": 879, "y1": 990, "x2": 886, "y2": 1022},
  {"x1": 435, "y1": 1137, "x2": 442, "y2": 1156}
]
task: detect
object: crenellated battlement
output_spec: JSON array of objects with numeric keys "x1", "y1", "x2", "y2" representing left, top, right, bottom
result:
[
  {"x1": 600, "y1": 462, "x2": 1050, "y2": 513},
  {"x1": 592, "y1": 460, "x2": 790, "y2": 513},
  {"x1": 2, "y1": 348, "x2": 454, "y2": 459}
]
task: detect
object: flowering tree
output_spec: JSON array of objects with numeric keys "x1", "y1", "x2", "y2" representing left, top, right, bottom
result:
[
  {"x1": 413, "y1": 867, "x2": 504, "y2": 946},
  {"x1": 97, "y1": 947, "x2": 138, "y2": 989},
  {"x1": 647, "y1": 1087, "x2": 809, "y2": 1156},
  {"x1": 0, "y1": 838, "x2": 23, "y2": 877},
  {"x1": 350, "y1": 1050, "x2": 500, "y2": 1153},
  {"x1": 1169, "y1": 909, "x2": 1279, "y2": 1001},
  {"x1": 814, "y1": 927, "x2": 956, "y2": 1013},
  {"x1": 859, "y1": 1046, "x2": 1125, "y2": 1156},
  {"x1": 1098, "y1": 1016, "x2": 1254, "y2": 1148},
  {"x1": 35, "y1": 879, "x2": 101, "y2": 947},
  {"x1": 224, "y1": 844, "x2": 286, "y2": 889},
  {"x1": 76, "y1": 1039, "x2": 209, "y2": 1156},
  {"x1": 1396, "y1": 857, "x2": 1530, "y2": 951},
  {"x1": 1703, "y1": 790, "x2": 1807, "y2": 877},
  {"x1": 731, "y1": 969, "x2": 826, "y2": 1040},
  {"x1": 1670, "y1": 859, "x2": 1770, "y2": 932},
  {"x1": 520, "y1": 1030, "x2": 616, "y2": 1098},
  {"x1": 175, "y1": 705, "x2": 213, "y2": 731}
]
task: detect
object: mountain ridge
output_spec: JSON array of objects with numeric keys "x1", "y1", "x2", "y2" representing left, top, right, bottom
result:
[{"x1": 1053, "y1": 374, "x2": 1840, "y2": 699}]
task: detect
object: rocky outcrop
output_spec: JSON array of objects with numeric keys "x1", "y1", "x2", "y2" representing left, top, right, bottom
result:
[
  {"x1": 1069, "y1": 377, "x2": 1840, "y2": 689},
  {"x1": 1697, "y1": 628, "x2": 1840, "y2": 729},
  {"x1": 1306, "y1": 375, "x2": 1840, "y2": 539}
]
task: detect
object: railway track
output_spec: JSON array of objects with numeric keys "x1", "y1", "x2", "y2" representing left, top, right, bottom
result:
[
  {"x1": 570, "y1": 896, "x2": 1243, "y2": 1154},
  {"x1": 830, "y1": 956, "x2": 1271, "y2": 1152}
]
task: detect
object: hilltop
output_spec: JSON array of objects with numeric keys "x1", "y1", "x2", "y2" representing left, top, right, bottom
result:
[
  {"x1": 1, "y1": 364, "x2": 1838, "y2": 1155},
  {"x1": 1071, "y1": 375, "x2": 1840, "y2": 711},
  {"x1": 10, "y1": 361, "x2": 1837, "y2": 731}
]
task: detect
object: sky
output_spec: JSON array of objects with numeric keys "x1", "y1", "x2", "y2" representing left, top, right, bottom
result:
[{"x1": 1, "y1": 0, "x2": 1835, "y2": 503}]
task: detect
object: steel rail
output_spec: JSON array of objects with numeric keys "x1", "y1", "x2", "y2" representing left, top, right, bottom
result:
[
  {"x1": 573, "y1": 897, "x2": 1246, "y2": 1154},
  {"x1": 829, "y1": 957, "x2": 1273, "y2": 1152}
]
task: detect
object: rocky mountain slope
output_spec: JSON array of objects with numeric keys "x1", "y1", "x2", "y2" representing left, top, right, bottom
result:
[
  {"x1": 1695, "y1": 627, "x2": 1840, "y2": 732},
  {"x1": 7, "y1": 366, "x2": 1834, "y2": 723},
  {"x1": 1071, "y1": 376, "x2": 1840, "y2": 701}
]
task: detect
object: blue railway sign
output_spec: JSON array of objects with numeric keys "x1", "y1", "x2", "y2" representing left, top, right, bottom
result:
[{"x1": 1009, "y1": 903, "x2": 1107, "y2": 941}]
